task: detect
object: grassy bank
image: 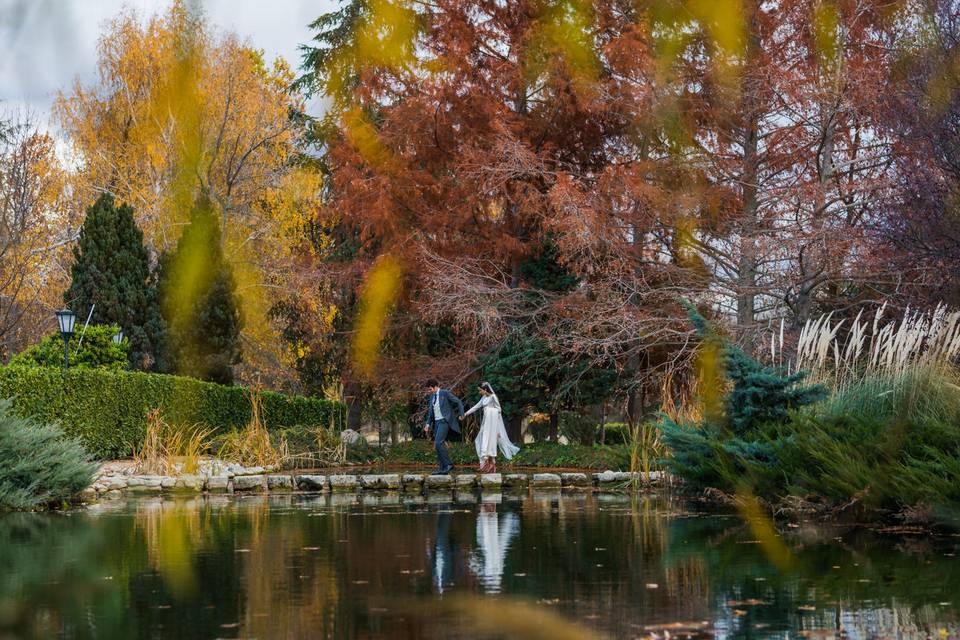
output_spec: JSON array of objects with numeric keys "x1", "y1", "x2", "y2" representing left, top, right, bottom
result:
[{"x1": 660, "y1": 304, "x2": 960, "y2": 524}]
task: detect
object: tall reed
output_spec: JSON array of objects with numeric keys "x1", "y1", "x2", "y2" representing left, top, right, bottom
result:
[
  {"x1": 792, "y1": 303, "x2": 960, "y2": 390},
  {"x1": 133, "y1": 410, "x2": 214, "y2": 475}
]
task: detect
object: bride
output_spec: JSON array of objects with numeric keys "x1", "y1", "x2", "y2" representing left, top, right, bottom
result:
[{"x1": 463, "y1": 382, "x2": 520, "y2": 473}]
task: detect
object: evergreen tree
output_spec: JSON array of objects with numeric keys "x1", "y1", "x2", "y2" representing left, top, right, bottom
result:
[
  {"x1": 682, "y1": 300, "x2": 825, "y2": 436},
  {"x1": 159, "y1": 195, "x2": 243, "y2": 385},
  {"x1": 658, "y1": 301, "x2": 826, "y2": 491},
  {"x1": 63, "y1": 193, "x2": 166, "y2": 371}
]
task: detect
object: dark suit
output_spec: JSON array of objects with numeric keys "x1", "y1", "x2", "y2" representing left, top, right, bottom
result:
[{"x1": 425, "y1": 389, "x2": 465, "y2": 472}]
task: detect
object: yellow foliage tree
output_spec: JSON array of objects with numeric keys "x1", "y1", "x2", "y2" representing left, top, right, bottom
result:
[{"x1": 54, "y1": 2, "x2": 326, "y2": 382}]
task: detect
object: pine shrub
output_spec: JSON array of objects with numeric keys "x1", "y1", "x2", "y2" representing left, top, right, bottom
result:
[
  {"x1": 9, "y1": 324, "x2": 128, "y2": 370},
  {"x1": 0, "y1": 399, "x2": 96, "y2": 510},
  {"x1": 64, "y1": 194, "x2": 166, "y2": 371}
]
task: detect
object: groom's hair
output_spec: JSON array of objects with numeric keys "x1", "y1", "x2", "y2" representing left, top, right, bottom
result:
[{"x1": 425, "y1": 378, "x2": 439, "y2": 388}]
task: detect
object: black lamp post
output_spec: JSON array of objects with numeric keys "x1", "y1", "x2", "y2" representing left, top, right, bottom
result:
[
  {"x1": 55, "y1": 309, "x2": 76, "y2": 369},
  {"x1": 112, "y1": 329, "x2": 124, "y2": 345}
]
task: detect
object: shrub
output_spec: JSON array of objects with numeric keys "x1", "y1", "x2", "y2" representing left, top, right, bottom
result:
[
  {"x1": 559, "y1": 410, "x2": 597, "y2": 445},
  {"x1": 601, "y1": 422, "x2": 629, "y2": 444},
  {"x1": 0, "y1": 365, "x2": 342, "y2": 459},
  {"x1": 0, "y1": 399, "x2": 96, "y2": 510},
  {"x1": 9, "y1": 325, "x2": 128, "y2": 370},
  {"x1": 526, "y1": 413, "x2": 550, "y2": 442},
  {"x1": 133, "y1": 409, "x2": 214, "y2": 475}
]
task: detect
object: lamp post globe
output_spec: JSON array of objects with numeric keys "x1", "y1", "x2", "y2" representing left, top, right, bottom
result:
[
  {"x1": 112, "y1": 329, "x2": 124, "y2": 345},
  {"x1": 55, "y1": 309, "x2": 76, "y2": 369}
]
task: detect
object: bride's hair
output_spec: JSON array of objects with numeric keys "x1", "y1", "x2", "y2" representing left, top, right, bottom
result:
[{"x1": 479, "y1": 382, "x2": 494, "y2": 395}]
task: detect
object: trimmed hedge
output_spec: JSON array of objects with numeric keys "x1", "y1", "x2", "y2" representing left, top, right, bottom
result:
[{"x1": 0, "y1": 365, "x2": 343, "y2": 459}]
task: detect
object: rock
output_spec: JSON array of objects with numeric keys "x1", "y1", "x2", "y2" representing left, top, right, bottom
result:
[
  {"x1": 359, "y1": 474, "x2": 401, "y2": 490},
  {"x1": 160, "y1": 476, "x2": 177, "y2": 489},
  {"x1": 480, "y1": 473, "x2": 502, "y2": 488},
  {"x1": 454, "y1": 474, "x2": 477, "y2": 489},
  {"x1": 103, "y1": 489, "x2": 123, "y2": 500},
  {"x1": 503, "y1": 474, "x2": 529, "y2": 488},
  {"x1": 244, "y1": 466, "x2": 266, "y2": 476},
  {"x1": 295, "y1": 475, "x2": 328, "y2": 492},
  {"x1": 401, "y1": 474, "x2": 425, "y2": 492},
  {"x1": 560, "y1": 472, "x2": 590, "y2": 488},
  {"x1": 233, "y1": 475, "x2": 266, "y2": 491},
  {"x1": 78, "y1": 487, "x2": 98, "y2": 502},
  {"x1": 105, "y1": 476, "x2": 129, "y2": 491},
  {"x1": 424, "y1": 474, "x2": 453, "y2": 489},
  {"x1": 206, "y1": 476, "x2": 231, "y2": 493},
  {"x1": 174, "y1": 475, "x2": 204, "y2": 491},
  {"x1": 594, "y1": 470, "x2": 633, "y2": 485},
  {"x1": 531, "y1": 473, "x2": 562, "y2": 488},
  {"x1": 127, "y1": 475, "x2": 163, "y2": 491},
  {"x1": 267, "y1": 475, "x2": 294, "y2": 491},
  {"x1": 339, "y1": 429, "x2": 362, "y2": 446},
  {"x1": 329, "y1": 475, "x2": 359, "y2": 492}
]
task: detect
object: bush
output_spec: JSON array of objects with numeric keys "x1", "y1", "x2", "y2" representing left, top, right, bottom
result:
[
  {"x1": 0, "y1": 366, "x2": 343, "y2": 459},
  {"x1": 559, "y1": 410, "x2": 597, "y2": 445},
  {"x1": 601, "y1": 422, "x2": 629, "y2": 445},
  {"x1": 0, "y1": 399, "x2": 96, "y2": 510},
  {"x1": 526, "y1": 413, "x2": 550, "y2": 443},
  {"x1": 9, "y1": 325, "x2": 128, "y2": 370}
]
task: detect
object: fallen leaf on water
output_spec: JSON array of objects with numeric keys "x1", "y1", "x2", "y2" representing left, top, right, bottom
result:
[
  {"x1": 733, "y1": 609, "x2": 748, "y2": 617},
  {"x1": 797, "y1": 605, "x2": 816, "y2": 611},
  {"x1": 645, "y1": 583, "x2": 659, "y2": 589},
  {"x1": 726, "y1": 599, "x2": 767, "y2": 606}
]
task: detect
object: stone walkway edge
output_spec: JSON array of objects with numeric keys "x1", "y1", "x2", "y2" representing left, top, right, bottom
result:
[{"x1": 86, "y1": 470, "x2": 665, "y2": 500}]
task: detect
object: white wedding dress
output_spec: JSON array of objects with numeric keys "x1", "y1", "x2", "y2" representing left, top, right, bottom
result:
[{"x1": 464, "y1": 392, "x2": 520, "y2": 462}]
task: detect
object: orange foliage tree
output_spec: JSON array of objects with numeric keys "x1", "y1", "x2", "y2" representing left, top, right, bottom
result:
[{"x1": 54, "y1": 2, "x2": 327, "y2": 385}]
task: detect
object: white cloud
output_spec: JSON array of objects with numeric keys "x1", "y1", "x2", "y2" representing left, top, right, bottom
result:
[{"x1": 0, "y1": 0, "x2": 334, "y2": 132}]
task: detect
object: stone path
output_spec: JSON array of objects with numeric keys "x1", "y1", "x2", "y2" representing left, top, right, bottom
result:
[{"x1": 85, "y1": 468, "x2": 665, "y2": 501}]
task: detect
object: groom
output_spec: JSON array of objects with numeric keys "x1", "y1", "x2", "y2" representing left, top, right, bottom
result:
[{"x1": 423, "y1": 379, "x2": 465, "y2": 475}]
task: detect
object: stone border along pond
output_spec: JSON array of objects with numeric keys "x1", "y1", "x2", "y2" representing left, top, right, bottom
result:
[{"x1": 85, "y1": 465, "x2": 665, "y2": 501}]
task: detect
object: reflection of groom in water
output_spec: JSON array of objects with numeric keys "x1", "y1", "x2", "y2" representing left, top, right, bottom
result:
[{"x1": 423, "y1": 379, "x2": 465, "y2": 475}]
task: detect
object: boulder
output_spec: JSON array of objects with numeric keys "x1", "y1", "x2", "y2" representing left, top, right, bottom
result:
[
  {"x1": 295, "y1": 475, "x2": 328, "y2": 492},
  {"x1": 359, "y1": 474, "x2": 401, "y2": 490},
  {"x1": 329, "y1": 475, "x2": 359, "y2": 492},
  {"x1": 401, "y1": 474, "x2": 425, "y2": 492},
  {"x1": 455, "y1": 474, "x2": 477, "y2": 489},
  {"x1": 174, "y1": 475, "x2": 204, "y2": 491},
  {"x1": 531, "y1": 473, "x2": 562, "y2": 488},
  {"x1": 233, "y1": 475, "x2": 266, "y2": 492},
  {"x1": 479, "y1": 473, "x2": 502, "y2": 488},
  {"x1": 503, "y1": 474, "x2": 529, "y2": 488},
  {"x1": 267, "y1": 475, "x2": 294, "y2": 491},
  {"x1": 424, "y1": 474, "x2": 453, "y2": 489},
  {"x1": 206, "y1": 476, "x2": 231, "y2": 493},
  {"x1": 560, "y1": 472, "x2": 590, "y2": 488}
]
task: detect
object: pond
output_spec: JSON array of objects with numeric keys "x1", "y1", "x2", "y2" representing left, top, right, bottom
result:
[{"x1": 2, "y1": 492, "x2": 959, "y2": 639}]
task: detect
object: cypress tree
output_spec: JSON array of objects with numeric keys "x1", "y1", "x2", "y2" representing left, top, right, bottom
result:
[
  {"x1": 64, "y1": 193, "x2": 166, "y2": 371},
  {"x1": 159, "y1": 195, "x2": 243, "y2": 385}
]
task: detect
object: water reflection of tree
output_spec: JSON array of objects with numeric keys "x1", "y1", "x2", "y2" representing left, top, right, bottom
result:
[
  {"x1": 661, "y1": 515, "x2": 960, "y2": 638},
  {"x1": 512, "y1": 494, "x2": 714, "y2": 634},
  {"x1": 0, "y1": 511, "x2": 131, "y2": 638}
]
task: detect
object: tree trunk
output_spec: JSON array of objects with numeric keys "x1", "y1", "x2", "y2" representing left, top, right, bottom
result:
[
  {"x1": 508, "y1": 414, "x2": 523, "y2": 443},
  {"x1": 548, "y1": 411, "x2": 559, "y2": 443},
  {"x1": 390, "y1": 419, "x2": 398, "y2": 445}
]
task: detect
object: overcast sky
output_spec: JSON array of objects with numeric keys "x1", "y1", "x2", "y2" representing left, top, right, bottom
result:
[{"x1": 0, "y1": 0, "x2": 335, "y2": 134}]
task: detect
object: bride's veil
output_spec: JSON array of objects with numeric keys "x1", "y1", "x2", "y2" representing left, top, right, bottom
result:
[{"x1": 486, "y1": 384, "x2": 501, "y2": 410}]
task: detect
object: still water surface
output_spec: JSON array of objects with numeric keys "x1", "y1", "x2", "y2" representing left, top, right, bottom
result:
[{"x1": 2, "y1": 492, "x2": 959, "y2": 639}]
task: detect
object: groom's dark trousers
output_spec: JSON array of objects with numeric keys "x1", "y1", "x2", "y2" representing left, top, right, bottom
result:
[{"x1": 434, "y1": 419, "x2": 453, "y2": 472}]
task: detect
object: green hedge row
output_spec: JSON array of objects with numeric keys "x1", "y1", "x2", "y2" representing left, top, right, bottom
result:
[{"x1": 0, "y1": 366, "x2": 344, "y2": 459}]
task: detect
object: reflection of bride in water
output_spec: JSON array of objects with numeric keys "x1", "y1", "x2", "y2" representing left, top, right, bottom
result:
[{"x1": 469, "y1": 502, "x2": 520, "y2": 593}]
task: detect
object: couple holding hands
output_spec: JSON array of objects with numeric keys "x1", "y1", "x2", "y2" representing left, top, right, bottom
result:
[{"x1": 423, "y1": 380, "x2": 520, "y2": 474}]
